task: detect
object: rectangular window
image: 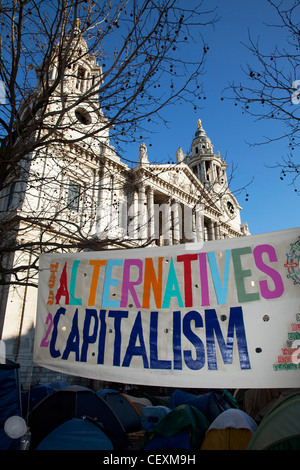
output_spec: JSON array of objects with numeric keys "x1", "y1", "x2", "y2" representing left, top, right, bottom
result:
[
  {"x1": 118, "y1": 199, "x2": 128, "y2": 230},
  {"x1": 6, "y1": 183, "x2": 16, "y2": 210},
  {"x1": 67, "y1": 181, "x2": 81, "y2": 212},
  {"x1": 76, "y1": 66, "x2": 86, "y2": 91}
]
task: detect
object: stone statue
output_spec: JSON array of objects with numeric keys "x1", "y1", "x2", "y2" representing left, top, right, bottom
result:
[
  {"x1": 139, "y1": 142, "x2": 149, "y2": 164},
  {"x1": 176, "y1": 147, "x2": 185, "y2": 163}
]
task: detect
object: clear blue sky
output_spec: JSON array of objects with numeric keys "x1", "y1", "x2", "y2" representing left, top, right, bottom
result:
[{"x1": 123, "y1": 0, "x2": 299, "y2": 236}]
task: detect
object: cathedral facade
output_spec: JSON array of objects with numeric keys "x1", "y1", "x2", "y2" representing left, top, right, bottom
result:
[{"x1": 0, "y1": 26, "x2": 249, "y2": 387}]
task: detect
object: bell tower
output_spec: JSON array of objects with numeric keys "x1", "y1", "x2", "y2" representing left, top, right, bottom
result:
[
  {"x1": 45, "y1": 19, "x2": 109, "y2": 150},
  {"x1": 49, "y1": 19, "x2": 103, "y2": 98},
  {"x1": 187, "y1": 119, "x2": 228, "y2": 191}
]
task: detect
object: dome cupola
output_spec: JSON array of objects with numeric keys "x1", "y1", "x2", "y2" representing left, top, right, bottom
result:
[
  {"x1": 186, "y1": 119, "x2": 228, "y2": 190},
  {"x1": 191, "y1": 119, "x2": 214, "y2": 156}
]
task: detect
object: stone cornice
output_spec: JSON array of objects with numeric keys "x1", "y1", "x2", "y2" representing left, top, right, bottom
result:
[{"x1": 133, "y1": 162, "x2": 223, "y2": 213}]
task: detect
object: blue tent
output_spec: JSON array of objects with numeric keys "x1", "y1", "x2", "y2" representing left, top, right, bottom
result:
[
  {"x1": 0, "y1": 360, "x2": 22, "y2": 450},
  {"x1": 28, "y1": 385, "x2": 128, "y2": 449},
  {"x1": 97, "y1": 389, "x2": 141, "y2": 432},
  {"x1": 48, "y1": 380, "x2": 69, "y2": 390},
  {"x1": 169, "y1": 390, "x2": 237, "y2": 423},
  {"x1": 35, "y1": 418, "x2": 114, "y2": 450},
  {"x1": 22, "y1": 384, "x2": 54, "y2": 418},
  {"x1": 141, "y1": 406, "x2": 170, "y2": 431}
]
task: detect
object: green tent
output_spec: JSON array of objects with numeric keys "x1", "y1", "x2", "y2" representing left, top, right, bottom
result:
[
  {"x1": 142, "y1": 404, "x2": 210, "y2": 450},
  {"x1": 247, "y1": 392, "x2": 300, "y2": 450}
]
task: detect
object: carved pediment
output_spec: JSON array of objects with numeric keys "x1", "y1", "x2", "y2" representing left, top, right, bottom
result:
[{"x1": 157, "y1": 164, "x2": 200, "y2": 194}]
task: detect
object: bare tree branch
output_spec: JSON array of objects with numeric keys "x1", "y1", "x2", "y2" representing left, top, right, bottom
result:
[
  {"x1": 225, "y1": 0, "x2": 300, "y2": 190},
  {"x1": 0, "y1": 0, "x2": 223, "y2": 289}
]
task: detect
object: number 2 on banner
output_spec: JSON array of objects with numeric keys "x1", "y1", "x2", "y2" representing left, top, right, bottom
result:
[{"x1": 40, "y1": 313, "x2": 53, "y2": 347}]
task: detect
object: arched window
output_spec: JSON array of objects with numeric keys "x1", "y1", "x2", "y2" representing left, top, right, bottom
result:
[{"x1": 76, "y1": 66, "x2": 86, "y2": 92}]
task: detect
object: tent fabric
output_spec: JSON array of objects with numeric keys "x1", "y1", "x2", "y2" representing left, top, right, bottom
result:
[
  {"x1": 144, "y1": 427, "x2": 193, "y2": 450},
  {"x1": 141, "y1": 406, "x2": 170, "y2": 431},
  {"x1": 247, "y1": 392, "x2": 300, "y2": 450},
  {"x1": 201, "y1": 428, "x2": 253, "y2": 450},
  {"x1": 253, "y1": 388, "x2": 300, "y2": 423},
  {"x1": 124, "y1": 394, "x2": 152, "y2": 413},
  {"x1": 97, "y1": 388, "x2": 119, "y2": 397},
  {"x1": 243, "y1": 388, "x2": 284, "y2": 421},
  {"x1": 142, "y1": 404, "x2": 209, "y2": 450},
  {"x1": 0, "y1": 361, "x2": 22, "y2": 450},
  {"x1": 48, "y1": 381, "x2": 69, "y2": 390},
  {"x1": 28, "y1": 385, "x2": 127, "y2": 450},
  {"x1": 207, "y1": 409, "x2": 257, "y2": 433},
  {"x1": 22, "y1": 384, "x2": 54, "y2": 418},
  {"x1": 97, "y1": 389, "x2": 141, "y2": 433},
  {"x1": 35, "y1": 418, "x2": 114, "y2": 450},
  {"x1": 200, "y1": 409, "x2": 257, "y2": 450},
  {"x1": 266, "y1": 436, "x2": 300, "y2": 451},
  {"x1": 168, "y1": 390, "x2": 236, "y2": 423}
]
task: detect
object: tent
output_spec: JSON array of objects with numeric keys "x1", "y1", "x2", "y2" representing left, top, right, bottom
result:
[
  {"x1": 48, "y1": 380, "x2": 69, "y2": 390},
  {"x1": 243, "y1": 388, "x2": 285, "y2": 422},
  {"x1": 169, "y1": 389, "x2": 237, "y2": 423},
  {"x1": 251, "y1": 388, "x2": 300, "y2": 423},
  {"x1": 0, "y1": 359, "x2": 22, "y2": 450},
  {"x1": 247, "y1": 392, "x2": 300, "y2": 450},
  {"x1": 142, "y1": 404, "x2": 210, "y2": 450},
  {"x1": 141, "y1": 406, "x2": 170, "y2": 431},
  {"x1": 35, "y1": 417, "x2": 114, "y2": 450},
  {"x1": 97, "y1": 389, "x2": 141, "y2": 433},
  {"x1": 28, "y1": 385, "x2": 128, "y2": 450},
  {"x1": 200, "y1": 409, "x2": 257, "y2": 450},
  {"x1": 124, "y1": 394, "x2": 152, "y2": 413},
  {"x1": 22, "y1": 384, "x2": 54, "y2": 418}
]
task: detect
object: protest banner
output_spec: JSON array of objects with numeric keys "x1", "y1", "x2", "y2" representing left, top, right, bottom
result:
[{"x1": 34, "y1": 227, "x2": 300, "y2": 388}]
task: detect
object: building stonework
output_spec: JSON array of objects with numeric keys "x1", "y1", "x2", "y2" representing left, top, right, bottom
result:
[{"x1": 0, "y1": 27, "x2": 249, "y2": 389}]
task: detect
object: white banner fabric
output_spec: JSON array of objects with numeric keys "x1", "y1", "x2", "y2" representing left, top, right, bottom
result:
[{"x1": 34, "y1": 228, "x2": 300, "y2": 388}]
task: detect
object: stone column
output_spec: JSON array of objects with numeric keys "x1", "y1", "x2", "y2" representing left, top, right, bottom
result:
[
  {"x1": 97, "y1": 168, "x2": 110, "y2": 237},
  {"x1": 200, "y1": 161, "x2": 205, "y2": 182},
  {"x1": 172, "y1": 201, "x2": 181, "y2": 244},
  {"x1": 51, "y1": 59, "x2": 58, "y2": 80},
  {"x1": 208, "y1": 219, "x2": 214, "y2": 240},
  {"x1": 210, "y1": 160, "x2": 216, "y2": 184},
  {"x1": 138, "y1": 184, "x2": 148, "y2": 242},
  {"x1": 214, "y1": 221, "x2": 220, "y2": 240},
  {"x1": 162, "y1": 197, "x2": 171, "y2": 246},
  {"x1": 195, "y1": 204, "x2": 204, "y2": 243},
  {"x1": 147, "y1": 186, "x2": 155, "y2": 242},
  {"x1": 128, "y1": 190, "x2": 138, "y2": 239}
]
